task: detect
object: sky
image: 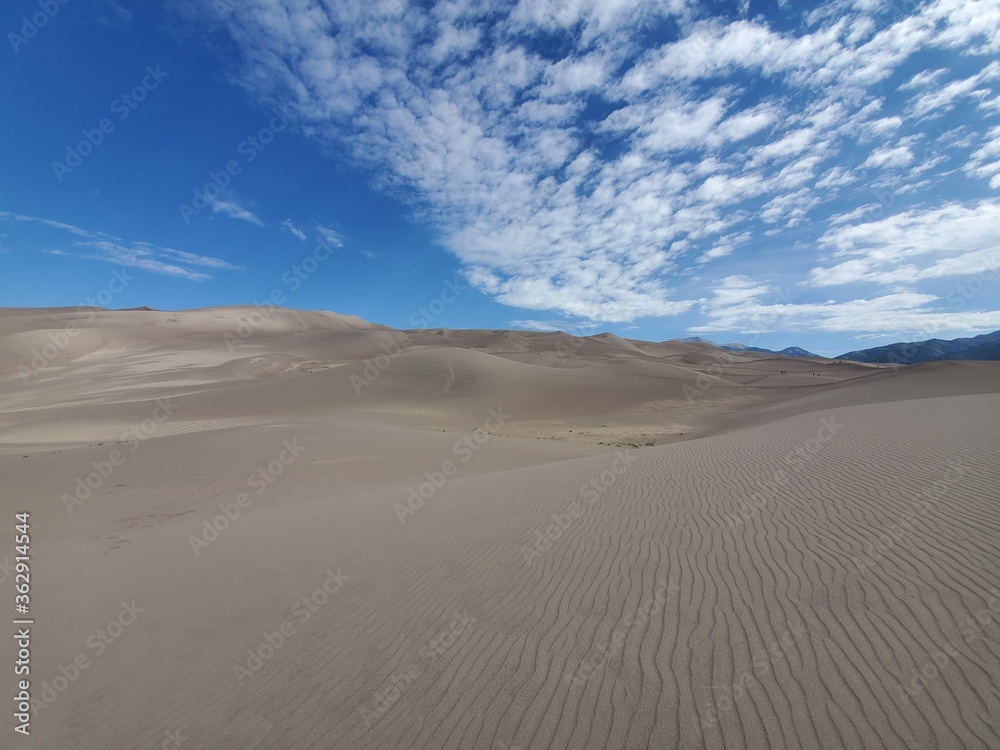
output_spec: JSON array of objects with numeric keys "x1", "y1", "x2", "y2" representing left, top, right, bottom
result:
[{"x1": 1, "y1": 0, "x2": 999, "y2": 356}]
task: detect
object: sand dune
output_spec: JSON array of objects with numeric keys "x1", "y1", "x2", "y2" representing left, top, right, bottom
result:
[{"x1": 1, "y1": 306, "x2": 997, "y2": 749}]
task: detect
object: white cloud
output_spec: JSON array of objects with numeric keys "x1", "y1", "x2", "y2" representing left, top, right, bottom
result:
[
  {"x1": 907, "y1": 61, "x2": 1000, "y2": 118},
  {"x1": 750, "y1": 128, "x2": 818, "y2": 164},
  {"x1": 698, "y1": 244, "x2": 733, "y2": 264},
  {"x1": 716, "y1": 104, "x2": 780, "y2": 142},
  {"x1": 694, "y1": 172, "x2": 766, "y2": 204},
  {"x1": 604, "y1": 94, "x2": 729, "y2": 153},
  {"x1": 315, "y1": 222, "x2": 344, "y2": 248},
  {"x1": 694, "y1": 274, "x2": 1000, "y2": 335},
  {"x1": 506, "y1": 318, "x2": 597, "y2": 333},
  {"x1": 540, "y1": 52, "x2": 612, "y2": 97},
  {"x1": 0, "y1": 211, "x2": 240, "y2": 280},
  {"x1": 620, "y1": 19, "x2": 845, "y2": 89},
  {"x1": 507, "y1": 319, "x2": 560, "y2": 331},
  {"x1": 964, "y1": 124, "x2": 1000, "y2": 186},
  {"x1": 426, "y1": 21, "x2": 481, "y2": 65},
  {"x1": 206, "y1": 194, "x2": 263, "y2": 225},
  {"x1": 281, "y1": 218, "x2": 307, "y2": 241},
  {"x1": 78, "y1": 242, "x2": 217, "y2": 281},
  {"x1": 900, "y1": 67, "x2": 948, "y2": 90},
  {"x1": 49, "y1": 241, "x2": 240, "y2": 281},
  {"x1": 811, "y1": 199, "x2": 1000, "y2": 286},
  {"x1": 0, "y1": 212, "x2": 105, "y2": 239},
  {"x1": 816, "y1": 165, "x2": 857, "y2": 189},
  {"x1": 157, "y1": 246, "x2": 243, "y2": 271},
  {"x1": 510, "y1": 0, "x2": 687, "y2": 40},
  {"x1": 860, "y1": 116, "x2": 903, "y2": 138},
  {"x1": 194, "y1": 0, "x2": 1000, "y2": 326},
  {"x1": 863, "y1": 145, "x2": 913, "y2": 169},
  {"x1": 760, "y1": 188, "x2": 822, "y2": 225}
]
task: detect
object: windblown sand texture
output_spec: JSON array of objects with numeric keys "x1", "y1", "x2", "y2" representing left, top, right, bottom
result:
[{"x1": 1, "y1": 306, "x2": 998, "y2": 749}]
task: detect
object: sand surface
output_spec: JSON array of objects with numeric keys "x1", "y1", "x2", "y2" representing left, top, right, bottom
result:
[{"x1": 1, "y1": 306, "x2": 997, "y2": 748}]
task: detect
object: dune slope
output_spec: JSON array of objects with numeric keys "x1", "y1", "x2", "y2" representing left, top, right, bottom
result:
[{"x1": 0, "y1": 306, "x2": 997, "y2": 749}]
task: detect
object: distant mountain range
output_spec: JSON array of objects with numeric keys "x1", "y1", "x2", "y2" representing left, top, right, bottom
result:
[
  {"x1": 836, "y1": 330, "x2": 1000, "y2": 364},
  {"x1": 720, "y1": 343, "x2": 818, "y2": 358},
  {"x1": 674, "y1": 337, "x2": 818, "y2": 358}
]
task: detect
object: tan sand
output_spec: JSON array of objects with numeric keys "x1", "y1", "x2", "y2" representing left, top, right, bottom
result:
[{"x1": 0, "y1": 306, "x2": 997, "y2": 748}]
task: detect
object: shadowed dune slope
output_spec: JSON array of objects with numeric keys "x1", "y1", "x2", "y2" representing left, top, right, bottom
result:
[{"x1": 696, "y1": 360, "x2": 1000, "y2": 439}]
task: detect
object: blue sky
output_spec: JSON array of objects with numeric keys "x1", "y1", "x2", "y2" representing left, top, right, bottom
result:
[{"x1": 2, "y1": 0, "x2": 999, "y2": 355}]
